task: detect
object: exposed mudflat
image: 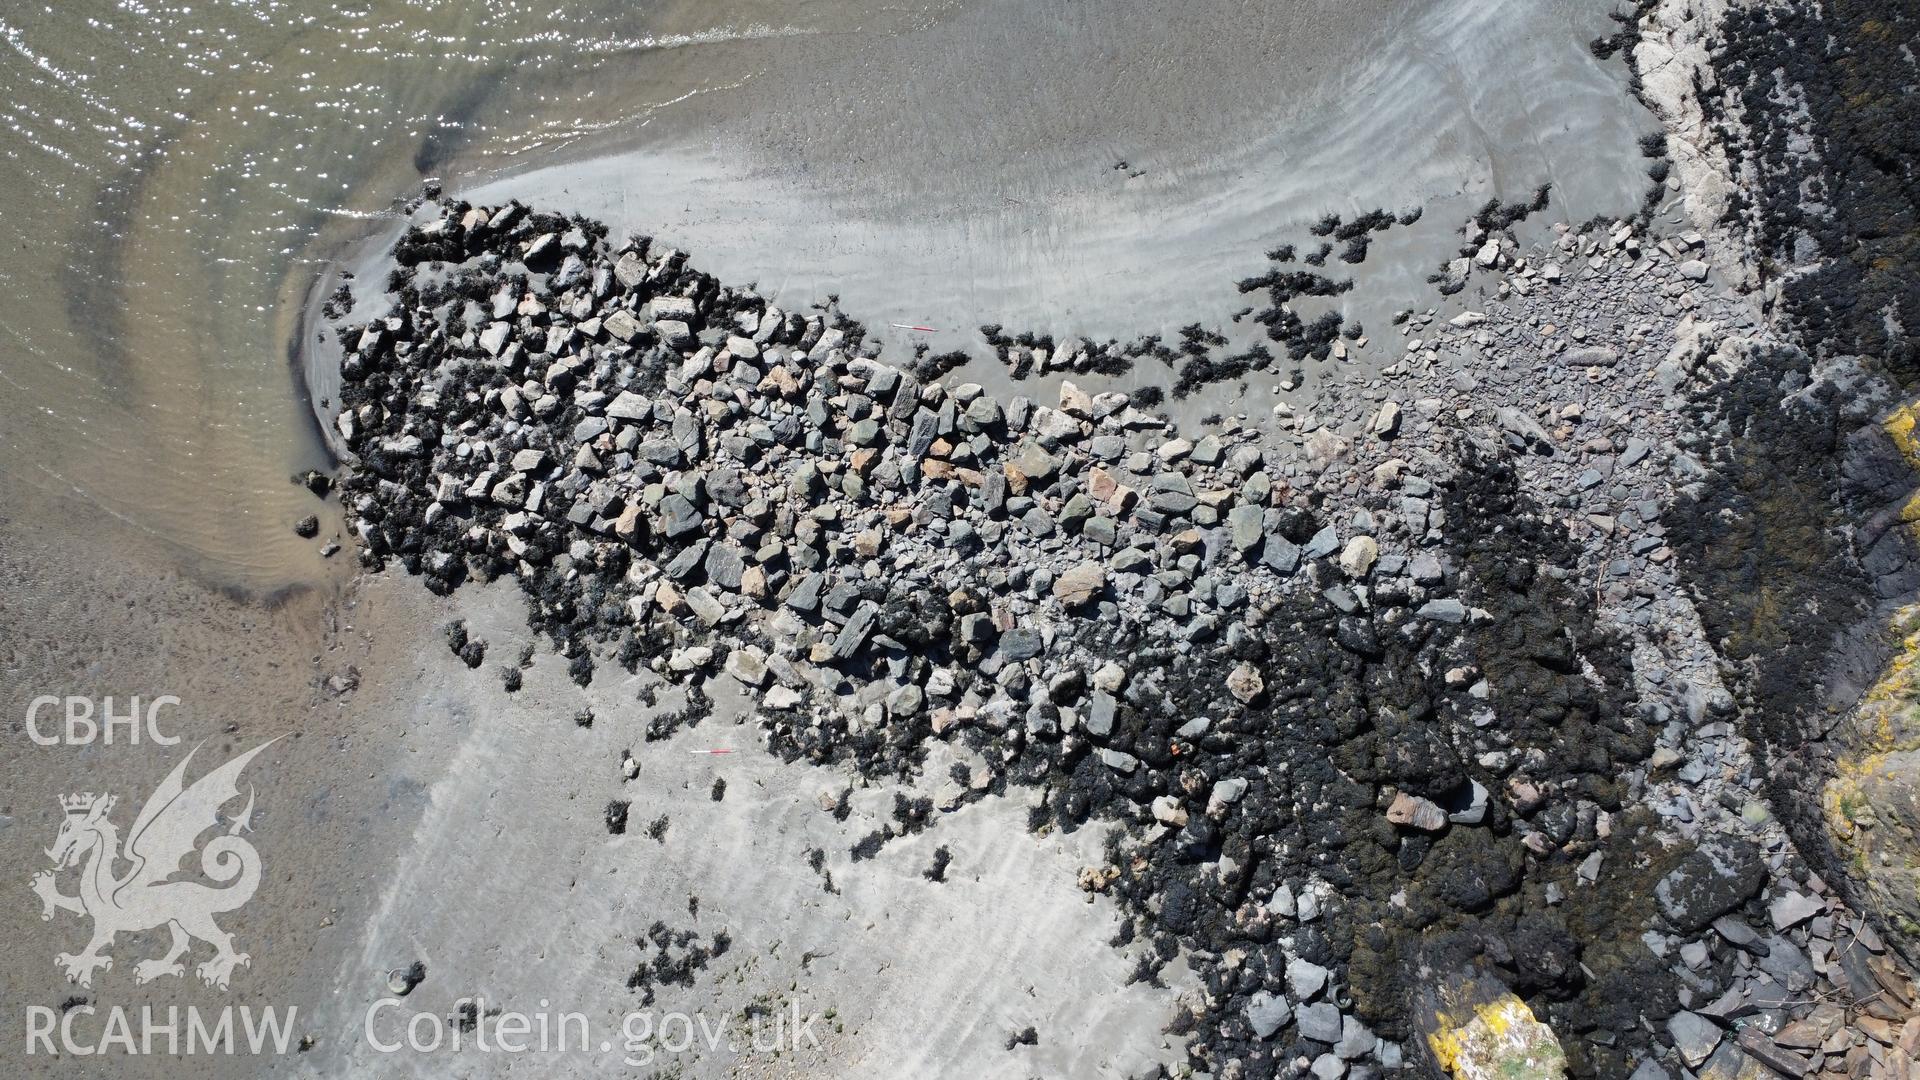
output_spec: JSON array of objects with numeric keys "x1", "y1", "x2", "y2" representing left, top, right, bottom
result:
[{"x1": 0, "y1": 483, "x2": 404, "y2": 1080}]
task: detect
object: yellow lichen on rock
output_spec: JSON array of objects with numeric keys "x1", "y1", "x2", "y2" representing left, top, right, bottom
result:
[
  {"x1": 1825, "y1": 600, "x2": 1920, "y2": 948},
  {"x1": 1426, "y1": 994, "x2": 1567, "y2": 1080},
  {"x1": 1821, "y1": 409, "x2": 1920, "y2": 953},
  {"x1": 1884, "y1": 403, "x2": 1920, "y2": 467},
  {"x1": 1884, "y1": 406, "x2": 1920, "y2": 533},
  {"x1": 1851, "y1": 604, "x2": 1920, "y2": 742}
]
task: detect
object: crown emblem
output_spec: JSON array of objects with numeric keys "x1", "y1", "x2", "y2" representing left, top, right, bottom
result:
[{"x1": 58, "y1": 793, "x2": 99, "y2": 815}]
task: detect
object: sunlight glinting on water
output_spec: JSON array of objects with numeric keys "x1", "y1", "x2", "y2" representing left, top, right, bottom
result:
[{"x1": 0, "y1": 0, "x2": 806, "y2": 587}]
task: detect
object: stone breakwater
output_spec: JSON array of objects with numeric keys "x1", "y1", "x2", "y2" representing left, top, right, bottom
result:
[{"x1": 323, "y1": 190, "x2": 1917, "y2": 1079}]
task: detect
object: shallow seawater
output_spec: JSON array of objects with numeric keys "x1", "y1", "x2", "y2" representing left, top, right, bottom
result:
[
  {"x1": 0, "y1": 0, "x2": 1653, "y2": 589},
  {"x1": 0, "y1": 0, "x2": 847, "y2": 587}
]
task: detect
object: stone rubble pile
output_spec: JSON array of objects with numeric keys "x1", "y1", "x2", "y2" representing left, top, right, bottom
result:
[
  {"x1": 1287, "y1": 215, "x2": 1920, "y2": 1080},
  {"x1": 328, "y1": 197, "x2": 1917, "y2": 1080}
]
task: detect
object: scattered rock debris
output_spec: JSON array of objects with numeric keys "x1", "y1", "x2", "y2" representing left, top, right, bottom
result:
[{"x1": 327, "y1": 36, "x2": 1920, "y2": 1066}]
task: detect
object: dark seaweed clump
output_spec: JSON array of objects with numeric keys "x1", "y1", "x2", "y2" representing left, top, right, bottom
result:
[
  {"x1": 1712, "y1": 2, "x2": 1920, "y2": 375},
  {"x1": 961, "y1": 205, "x2": 1412, "y2": 396},
  {"x1": 605, "y1": 799, "x2": 631, "y2": 835},
  {"x1": 626, "y1": 922, "x2": 731, "y2": 1005},
  {"x1": 1172, "y1": 344, "x2": 1272, "y2": 400},
  {"x1": 1664, "y1": 344, "x2": 1912, "y2": 905},
  {"x1": 924, "y1": 844, "x2": 951, "y2": 882},
  {"x1": 1471, "y1": 185, "x2": 1553, "y2": 236},
  {"x1": 908, "y1": 349, "x2": 971, "y2": 383},
  {"x1": 1236, "y1": 261, "x2": 1356, "y2": 364},
  {"x1": 444, "y1": 621, "x2": 487, "y2": 668}
]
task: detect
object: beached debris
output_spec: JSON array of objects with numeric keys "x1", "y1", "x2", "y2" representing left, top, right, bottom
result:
[{"x1": 604, "y1": 799, "x2": 630, "y2": 835}]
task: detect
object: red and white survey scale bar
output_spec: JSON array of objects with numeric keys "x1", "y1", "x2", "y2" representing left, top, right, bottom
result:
[
  {"x1": 688, "y1": 748, "x2": 736, "y2": 756},
  {"x1": 889, "y1": 323, "x2": 941, "y2": 333}
]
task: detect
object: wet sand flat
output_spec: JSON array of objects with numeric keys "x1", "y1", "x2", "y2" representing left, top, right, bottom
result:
[
  {"x1": 302, "y1": 581, "x2": 1186, "y2": 1079},
  {"x1": 0, "y1": 446, "x2": 1187, "y2": 1078},
  {"x1": 463, "y1": 0, "x2": 1652, "y2": 374}
]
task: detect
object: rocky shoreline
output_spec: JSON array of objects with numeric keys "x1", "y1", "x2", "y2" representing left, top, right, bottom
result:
[
  {"x1": 318, "y1": 184, "x2": 1913, "y2": 1076},
  {"x1": 305, "y1": 3, "x2": 1920, "y2": 1078}
]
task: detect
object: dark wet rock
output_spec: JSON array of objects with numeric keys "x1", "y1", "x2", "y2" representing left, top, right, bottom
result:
[
  {"x1": 1656, "y1": 838, "x2": 1766, "y2": 933},
  {"x1": 299, "y1": 469, "x2": 334, "y2": 498},
  {"x1": 999, "y1": 628, "x2": 1044, "y2": 662}
]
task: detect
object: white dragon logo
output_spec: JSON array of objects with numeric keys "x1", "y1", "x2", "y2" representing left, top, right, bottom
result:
[{"x1": 30, "y1": 739, "x2": 277, "y2": 990}]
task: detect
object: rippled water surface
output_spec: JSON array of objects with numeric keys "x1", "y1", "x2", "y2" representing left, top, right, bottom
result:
[
  {"x1": 0, "y1": 0, "x2": 855, "y2": 586},
  {"x1": 0, "y1": 0, "x2": 1652, "y2": 589}
]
